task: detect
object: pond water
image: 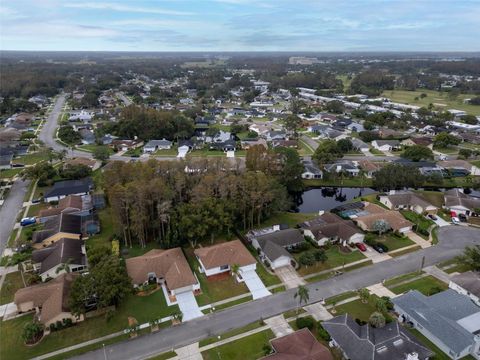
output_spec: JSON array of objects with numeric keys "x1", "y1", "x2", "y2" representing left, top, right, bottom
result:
[{"x1": 297, "y1": 187, "x2": 376, "y2": 213}]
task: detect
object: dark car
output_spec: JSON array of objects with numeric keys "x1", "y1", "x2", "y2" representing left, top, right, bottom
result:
[
  {"x1": 372, "y1": 244, "x2": 384, "y2": 253},
  {"x1": 458, "y1": 214, "x2": 467, "y2": 222},
  {"x1": 428, "y1": 214, "x2": 438, "y2": 221}
]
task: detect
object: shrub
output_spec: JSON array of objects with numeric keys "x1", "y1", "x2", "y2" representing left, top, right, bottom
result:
[
  {"x1": 49, "y1": 323, "x2": 57, "y2": 332},
  {"x1": 355, "y1": 318, "x2": 367, "y2": 326},
  {"x1": 313, "y1": 249, "x2": 327, "y2": 263},
  {"x1": 296, "y1": 316, "x2": 315, "y2": 330},
  {"x1": 56, "y1": 320, "x2": 63, "y2": 330},
  {"x1": 299, "y1": 252, "x2": 315, "y2": 266},
  {"x1": 105, "y1": 308, "x2": 115, "y2": 322},
  {"x1": 22, "y1": 321, "x2": 44, "y2": 343},
  {"x1": 317, "y1": 322, "x2": 331, "y2": 341}
]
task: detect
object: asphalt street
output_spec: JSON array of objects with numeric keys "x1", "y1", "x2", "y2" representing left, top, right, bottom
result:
[
  {"x1": 0, "y1": 179, "x2": 30, "y2": 256},
  {"x1": 73, "y1": 226, "x2": 480, "y2": 360}
]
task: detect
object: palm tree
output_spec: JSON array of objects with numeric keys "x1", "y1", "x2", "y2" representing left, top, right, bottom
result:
[
  {"x1": 230, "y1": 263, "x2": 242, "y2": 280},
  {"x1": 294, "y1": 285, "x2": 310, "y2": 315},
  {"x1": 358, "y1": 288, "x2": 370, "y2": 304},
  {"x1": 55, "y1": 258, "x2": 73, "y2": 274},
  {"x1": 172, "y1": 310, "x2": 183, "y2": 324}
]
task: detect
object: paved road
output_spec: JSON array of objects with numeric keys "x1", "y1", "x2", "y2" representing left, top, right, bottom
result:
[
  {"x1": 73, "y1": 226, "x2": 480, "y2": 360},
  {"x1": 0, "y1": 179, "x2": 30, "y2": 255}
]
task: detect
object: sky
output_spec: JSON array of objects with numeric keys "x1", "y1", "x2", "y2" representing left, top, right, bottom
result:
[{"x1": 0, "y1": 0, "x2": 479, "y2": 52}]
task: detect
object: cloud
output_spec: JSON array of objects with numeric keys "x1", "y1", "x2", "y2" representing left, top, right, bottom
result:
[{"x1": 64, "y1": 2, "x2": 194, "y2": 16}]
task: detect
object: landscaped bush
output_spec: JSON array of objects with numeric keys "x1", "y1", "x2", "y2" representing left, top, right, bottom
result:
[
  {"x1": 299, "y1": 252, "x2": 315, "y2": 266},
  {"x1": 313, "y1": 249, "x2": 327, "y2": 262},
  {"x1": 317, "y1": 322, "x2": 331, "y2": 341},
  {"x1": 296, "y1": 316, "x2": 315, "y2": 330},
  {"x1": 22, "y1": 321, "x2": 44, "y2": 344}
]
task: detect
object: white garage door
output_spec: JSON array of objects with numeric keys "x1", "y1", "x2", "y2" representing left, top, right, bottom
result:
[
  {"x1": 175, "y1": 291, "x2": 203, "y2": 321},
  {"x1": 272, "y1": 256, "x2": 291, "y2": 269},
  {"x1": 242, "y1": 269, "x2": 271, "y2": 300}
]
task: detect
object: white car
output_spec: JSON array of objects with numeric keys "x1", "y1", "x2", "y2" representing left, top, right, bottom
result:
[{"x1": 451, "y1": 217, "x2": 460, "y2": 225}]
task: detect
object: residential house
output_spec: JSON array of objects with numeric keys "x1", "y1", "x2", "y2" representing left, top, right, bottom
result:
[
  {"x1": 248, "y1": 124, "x2": 271, "y2": 137},
  {"x1": 323, "y1": 314, "x2": 433, "y2": 360},
  {"x1": 353, "y1": 203, "x2": 413, "y2": 234},
  {"x1": 302, "y1": 160, "x2": 323, "y2": 179},
  {"x1": 308, "y1": 124, "x2": 328, "y2": 134},
  {"x1": 371, "y1": 140, "x2": 401, "y2": 152},
  {"x1": 38, "y1": 195, "x2": 85, "y2": 223},
  {"x1": 79, "y1": 129, "x2": 95, "y2": 145},
  {"x1": 14, "y1": 273, "x2": 82, "y2": 327},
  {"x1": 209, "y1": 139, "x2": 236, "y2": 152},
  {"x1": 351, "y1": 138, "x2": 369, "y2": 152},
  {"x1": 32, "y1": 238, "x2": 87, "y2": 280},
  {"x1": 110, "y1": 139, "x2": 141, "y2": 152},
  {"x1": 266, "y1": 130, "x2": 287, "y2": 142},
  {"x1": 449, "y1": 271, "x2": 480, "y2": 307},
  {"x1": 68, "y1": 110, "x2": 93, "y2": 123},
  {"x1": 444, "y1": 189, "x2": 480, "y2": 216},
  {"x1": 64, "y1": 157, "x2": 97, "y2": 170},
  {"x1": 300, "y1": 213, "x2": 364, "y2": 246},
  {"x1": 324, "y1": 161, "x2": 360, "y2": 177},
  {"x1": 358, "y1": 160, "x2": 381, "y2": 178},
  {"x1": 32, "y1": 212, "x2": 83, "y2": 249},
  {"x1": 261, "y1": 328, "x2": 333, "y2": 360},
  {"x1": 44, "y1": 178, "x2": 93, "y2": 202},
  {"x1": 194, "y1": 240, "x2": 270, "y2": 299},
  {"x1": 271, "y1": 139, "x2": 298, "y2": 148},
  {"x1": 393, "y1": 290, "x2": 480, "y2": 360},
  {"x1": 401, "y1": 137, "x2": 433, "y2": 149},
  {"x1": 240, "y1": 138, "x2": 268, "y2": 150},
  {"x1": 379, "y1": 191, "x2": 438, "y2": 215},
  {"x1": 125, "y1": 248, "x2": 200, "y2": 296},
  {"x1": 251, "y1": 229, "x2": 304, "y2": 269},
  {"x1": 458, "y1": 132, "x2": 480, "y2": 145},
  {"x1": 439, "y1": 160, "x2": 480, "y2": 176},
  {"x1": 143, "y1": 139, "x2": 172, "y2": 153},
  {"x1": 0, "y1": 153, "x2": 13, "y2": 170}
]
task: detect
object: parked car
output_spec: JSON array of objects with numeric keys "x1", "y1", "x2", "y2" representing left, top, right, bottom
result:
[
  {"x1": 11, "y1": 163, "x2": 25, "y2": 168},
  {"x1": 31, "y1": 198, "x2": 41, "y2": 204},
  {"x1": 356, "y1": 243, "x2": 367, "y2": 252},
  {"x1": 427, "y1": 214, "x2": 438, "y2": 221},
  {"x1": 451, "y1": 217, "x2": 460, "y2": 225},
  {"x1": 20, "y1": 217, "x2": 36, "y2": 226},
  {"x1": 372, "y1": 244, "x2": 384, "y2": 253},
  {"x1": 458, "y1": 214, "x2": 467, "y2": 222}
]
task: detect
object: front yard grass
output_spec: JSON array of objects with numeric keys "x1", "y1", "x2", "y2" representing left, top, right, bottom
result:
[
  {"x1": 154, "y1": 147, "x2": 178, "y2": 157},
  {"x1": 366, "y1": 232, "x2": 415, "y2": 252},
  {"x1": 405, "y1": 328, "x2": 456, "y2": 360},
  {"x1": 0, "y1": 271, "x2": 25, "y2": 305},
  {"x1": 201, "y1": 329, "x2": 274, "y2": 360},
  {"x1": 296, "y1": 245, "x2": 366, "y2": 276},
  {"x1": 255, "y1": 264, "x2": 281, "y2": 287},
  {"x1": 183, "y1": 247, "x2": 249, "y2": 306},
  {"x1": 12, "y1": 152, "x2": 49, "y2": 165},
  {"x1": 400, "y1": 210, "x2": 435, "y2": 236},
  {"x1": 199, "y1": 320, "x2": 263, "y2": 347},
  {"x1": 0, "y1": 289, "x2": 179, "y2": 360},
  {"x1": 384, "y1": 271, "x2": 424, "y2": 287},
  {"x1": 0, "y1": 168, "x2": 23, "y2": 179},
  {"x1": 332, "y1": 297, "x2": 377, "y2": 322},
  {"x1": 390, "y1": 275, "x2": 448, "y2": 296}
]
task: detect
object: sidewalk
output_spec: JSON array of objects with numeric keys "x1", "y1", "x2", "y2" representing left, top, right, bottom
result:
[{"x1": 423, "y1": 265, "x2": 451, "y2": 284}]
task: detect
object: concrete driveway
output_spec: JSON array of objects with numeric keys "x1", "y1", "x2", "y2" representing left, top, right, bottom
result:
[
  {"x1": 362, "y1": 247, "x2": 391, "y2": 263},
  {"x1": 175, "y1": 291, "x2": 203, "y2": 322},
  {"x1": 274, "y1": 265, "x2": 306, "y2": 289},
  {"x1": 430, "y1": 215, "x2": 450, "y2": 227},
  {"x1": 241, "y1": 269, "x2": 271, "y2": 300}
]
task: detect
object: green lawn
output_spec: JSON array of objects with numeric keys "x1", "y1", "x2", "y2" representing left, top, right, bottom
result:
[
  {"x1": 26, "y1": 202, "x2": 49, "y2": 217},
  {"x1": 0, "y1": 289, "x2": 179, "y2": 360},
  {"x1": 255, "y1": 263, "x2": 281, "y2": 287},
  {"x1": 400, "y1": 210, "x2": 435, "y2": 236},
  {"x1": 433, "y1": 146, "x2": 459, "y2": 155},
  {"x1": 257, "y1": 212, "x2": 318, "y2": 229},
  {"x1": 154, "y1": 147, "x2": 178, "y2": 157},
  {"x1": 77, "y1": 144, "x2": 115, "y2": 155},
  {"x1": 405, "y1": 328, "x2": 470, "y2": 360},
  {"x1": 183, "y1": 247, "x2": 249, "y2": 306},
  {"x1": 296, "y1": 245, "x2": 366, "y2": 276},
  {"x1": 298, "y1": 139, "x2": 315, "y2": 156},
  {"x1": 325, "y1": 291, "x2": 358, "y2": 305},
  {"x1": 0, "y1": 168, "x2": 23, "y2": 179},
  {"x1": 0, "y1": 271, "x2": 25, "y2": 305},
  {"x1": 124, "y1": 147, "x2": 143, "y2": 157},
  {"x1": 390, "y1": 275, "x2": 448, "y2": 295},
  {"x1": 382, "y1": 89, "x2": 480, "y2": 116},
  {"x1": 12, "y1": 152, "x2": 49, "y2": 165},
  {"x1": 199, "y1": 321, "x2": 263, "y2": 347},
  {"x1": 332, "y1": 298, "x2": 377, "y2": 322},
  {"x1": 213, "y1": 295, "x2": 253, "y2": 311},
  {"x1": 188, "y1": 149, "x2": 226, "y2": 157},
  {"x1": 201, "y1": 329, "x2": 274, "y2": 360},
  {"x1": 369, "y1": 148, "x2": 384, "y2": 155},
  {"x1": 384, "y1": 271, "x2": 424, "y2": 287},
  {"x1": 366, "y1": 232, "x2": 415, "y2": 252},
  {"x1": 86, "y1": 208, "x2": 116, "y2": 250}
]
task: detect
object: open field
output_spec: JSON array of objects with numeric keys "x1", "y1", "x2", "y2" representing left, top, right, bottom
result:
[{"x1": 382, "y1": 89, "x2": 480, "y2": 115}]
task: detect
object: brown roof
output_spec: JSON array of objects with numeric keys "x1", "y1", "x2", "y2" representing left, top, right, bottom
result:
[
  {"x1": 125, "y1": 248, "x2": 197, "y2": 290},
  {"x1": 262, "y1": 328, "x2": 333, "y2": 360},
  {"x1": 65, "y1": 158, "x2": 96, "y2": 168},
  {"x1": 409, "y1": 137, "x2": 433, "y2": 146},
  {"x1": 39, "y1": 195, "x2": 83, "y2": 218},
  {"x1": 194, "y1": 240, "x2": 256, "y2": 270},
  {"x1": 438, "y1": 160, "x2": 473, "y2": 171},
  {"x1": 14, "y1": 273, "x2": 77, "y2": 324},
  {"x1": 358, "y1": 160, "x2": 381, "y2": 172},
  {"x1": 312, "y1": 221, "x2": 362, "y2": 241},
  {"x1": 355, "y1": 210, "x2": 413, "y2": 231}
]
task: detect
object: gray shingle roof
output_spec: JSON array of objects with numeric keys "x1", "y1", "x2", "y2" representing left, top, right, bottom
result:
[
  {"x1": 32, "y1": 238, "x2": 86, "y2": 274},
  {"x1": 392, "y1": 290, "x2": 479, "y2": 354},
  {"x1": 323, "y1": 314, "x2": 433, "y2": 360},
  {"x1": 256, "y1": 229, "x2": 304, "y2": 261},
  {"x1": 450, "y1": 271, "x2": 480, "y2": 299}
]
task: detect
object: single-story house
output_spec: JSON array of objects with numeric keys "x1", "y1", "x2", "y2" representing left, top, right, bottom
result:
[
  {"x1": 371, "y1": 140, "x2": 401, "y2": 152},
  {"x1": 44, "y1": 178, "x2": 93, "y2": 203},
  {"x1": 444, "y1": 188, "x2": 480, "y2": 216},
  {"x1": 449, "y1": 271, "x2": 480, "y2": 307},
  {"x1": 261, "y1": 328, "x2": 333, "y2": 360},
  {"x1": 358, "y1": 160, "x2": 381, "y2": 178},
  {"x1": 251, "y1": 229, "x2": 304, "y2": 269},
  {"x1": 194, "y1": 240, "x2": 256, "y2": 278},
  {"x1": 32, "y1": 212, "x2": 83, "y2": 249},
  {"x1": 351, "y1": 138, "x2": 369, "y2": 152},
  {"x1": 38, "y1": 195, "x2": 85, "y2": 222},
  {"x1": 240, "y1": 138, "x2": 268, "y2": 150},
  {"x1": 14, "y1": 273, "x2": 83, "y2": 327},
  {"x1": 0, "y1": 153, "x2": 13, "y2": 170},
  {"x1": 302, "y1": 160, "x2": 323, "y2": 179},
  {"x1": 401, "y1": 137, "x2": 433, "y2": 149},
  {"x1": 271, "y1": 139, "x2": 298, "y2": 148},
  {"x1": 393, "y1": 290, "x2": 480, "y2": 360},
  {"x1": 324, "y1": 161, "x2": 360, "y2": 177},
  {"x1": 439, "y1": 160, "x2": 480, "y2": 176},
  {"x1": 143, "y1": 139, "x2": 172, "y2": 153},
  {"x1": 64, "y1": 157, "x2": 97, "y2": 170},
  {"x1": 266, "y1": 130, "x2": 287, "y2": 142},
  {"x1": 301, "y1": 213, "x2": 364, "y2": 246},
  {"x1": 379, "y1": 191, "x2": 438, "y2": 215},
  {"x1": 323, "y1": 314, "x2": 433, "y2": 360},
  {"x1": 125, "y1": 248, "x2": 200, "y2": 296},
  {"x1": 79, "y1": 129, "x2": 95, "y2": 145},
  {"x1": 110, "y1": 139, "x2": 141, "y2": 152},
  {"x1": 32, "y1": 238, "x2": 87, "y2": 280},
  {"x1": 353, "y1": 203, "x2": 413, "y2": 234}
]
